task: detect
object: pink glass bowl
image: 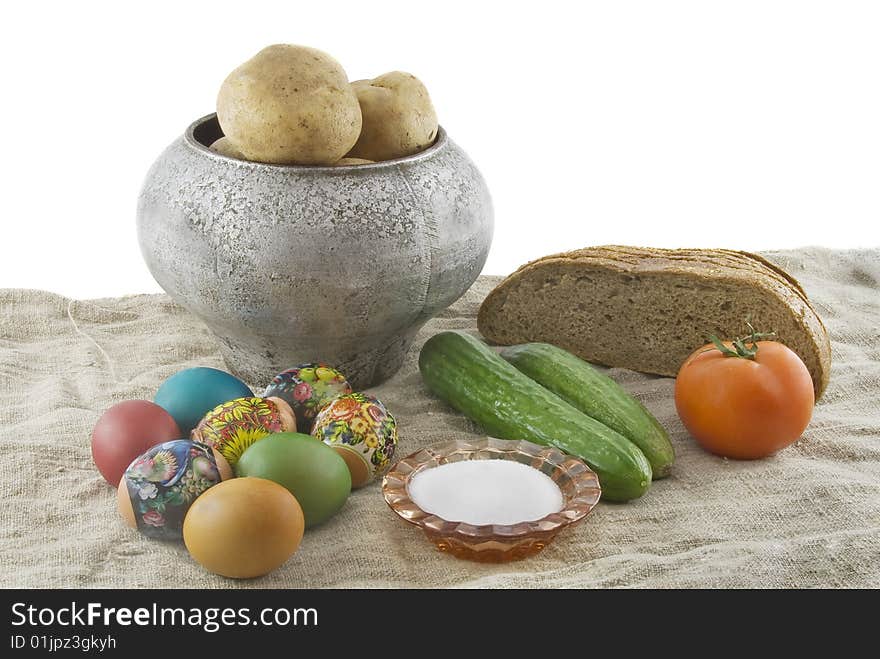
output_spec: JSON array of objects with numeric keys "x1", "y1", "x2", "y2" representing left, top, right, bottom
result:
[{"x1": 382, "y1": 437, "x2": 602, "y2": 562}]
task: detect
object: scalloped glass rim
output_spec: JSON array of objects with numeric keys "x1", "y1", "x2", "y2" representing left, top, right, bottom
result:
[{"x1": 382, "y1": 437, "x2": 602, "y2": 560}]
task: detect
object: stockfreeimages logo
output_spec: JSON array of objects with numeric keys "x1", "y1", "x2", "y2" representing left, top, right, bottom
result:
[{"x1": 11, "y1": 602, "x2": 318, "y2": 633}]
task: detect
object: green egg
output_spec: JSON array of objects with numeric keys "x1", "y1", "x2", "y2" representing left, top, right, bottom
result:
[{"x1": 235, "y1": 432, "x2": 351, "y2": 528}]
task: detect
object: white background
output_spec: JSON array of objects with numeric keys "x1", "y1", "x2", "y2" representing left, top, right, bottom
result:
[{"x1": 1, "y1": 1, "x2": 878, "y2": 298}]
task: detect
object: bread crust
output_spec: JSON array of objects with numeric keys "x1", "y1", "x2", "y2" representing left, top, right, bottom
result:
[{"x1": 478, "y1": 246, "x2": 831, "y2": 398}]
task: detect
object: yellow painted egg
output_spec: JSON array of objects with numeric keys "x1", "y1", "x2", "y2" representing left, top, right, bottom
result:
[
  {"x1": 190, "y1": 396, "x2": 296, "y2": 466},
  {"x1": 183, "y1": 477, "x2": 305, "y2": 578}
]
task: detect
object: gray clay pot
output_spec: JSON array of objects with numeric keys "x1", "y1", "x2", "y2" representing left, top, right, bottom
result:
[{"x1": 137, "y1": 114, "x2": 493, "y2": 388}]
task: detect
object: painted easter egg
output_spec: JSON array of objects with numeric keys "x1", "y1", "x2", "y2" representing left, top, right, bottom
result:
[
  {"x1": 311, "y1": 393, "x2": 398, "y2": 488},
  {"x1": 183, "y1": 477, "x2": 305, "y2": 579},
  {"x1": 190, "y1": 396, "x2": 297, "y2": 466},
  {"x1": 154, "y1": 367, "x2": 253, "y2": 435},
  {"x1": 263, "y1": 363, "x2": 352, "y2": 432},
  {"x1": 91, "y1": 400, "x2": 182, "y2": 486},
  {"x1": 236, "y1": 432, "x2": 351, "y2": 528},
  {"x1": 117, "y1": 439, "x2": 232, "y2": 540}
]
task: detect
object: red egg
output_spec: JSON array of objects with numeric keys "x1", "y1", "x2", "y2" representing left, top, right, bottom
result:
[{"x1": 91, "y1": 400, "x2": 182, "y2": 486}]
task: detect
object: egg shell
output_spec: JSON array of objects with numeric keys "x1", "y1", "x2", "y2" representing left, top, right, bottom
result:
[
  {"x1": 263, "y1": 363, "x2": 352, "y2": 433},
  {"x1": 311, "y1": 392, "x2": 398, "y2": 488},
  {"x1": 183, "y1": 477, "x2": 305, "y2": 579},
  {"x1": 154, "y1": 367, "x2": 253, "y2": 435},
  {"x1": 117, "y1": 439, "x2": 231, "y2": 540},
  {"x1": 91, "y1": 400, "x2": 182, "y2": 486},
  {"x1": 235, "y1": 432, "x2": 351, "y2": 528},
  {"x1": 190, "y1": 396, "x2": 297, "y2": 466}
]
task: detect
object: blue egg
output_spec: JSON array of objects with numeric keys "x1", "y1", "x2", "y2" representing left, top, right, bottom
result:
[{"x1": 154, "y1": 367, "x2": 253, "y2": 435}]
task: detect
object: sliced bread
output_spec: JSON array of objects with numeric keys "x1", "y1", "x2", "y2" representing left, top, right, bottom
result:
[{"x1": 477, "y1": 246, "x2": 831, "y2": 398}]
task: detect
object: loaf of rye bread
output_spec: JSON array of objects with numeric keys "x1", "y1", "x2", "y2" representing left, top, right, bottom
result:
[{"x1": 477, "y1": 246, "x2": 831, "y2": 398}]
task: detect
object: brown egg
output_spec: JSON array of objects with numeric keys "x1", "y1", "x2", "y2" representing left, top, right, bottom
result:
[
  {"x1": 333, "y1": 447, "x2": 371, "y2": 488},
  {"x1": 183, "y1": 477, "x2": 305, "y2": 578}
]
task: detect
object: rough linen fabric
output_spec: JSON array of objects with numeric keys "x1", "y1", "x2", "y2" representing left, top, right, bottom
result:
[{"x1": 0, "y1": 247, "x2": 877, "y2": 588}]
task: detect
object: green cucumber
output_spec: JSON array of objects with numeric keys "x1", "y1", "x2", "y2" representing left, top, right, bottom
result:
[
  {"x1": 418, "y1": 331, "x2": 652, "y2": 502},
  {"x1": 501, "y1": 343, "x2": 675, "y2": 478}
]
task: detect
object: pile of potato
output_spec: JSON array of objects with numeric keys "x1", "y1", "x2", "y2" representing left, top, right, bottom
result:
[{"x1": 212, "y1": 44, "x2": 438, "y2": 166}]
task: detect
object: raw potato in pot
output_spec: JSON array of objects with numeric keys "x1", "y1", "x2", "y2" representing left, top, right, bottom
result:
[
  {"x1": 209, "y1": 137, "x2": 245, "y2": 160},
  {"x1": 216, "y1": 44, "x2": 362, "y2": 165},
  {"x1": 346, "y1": 71, "x2": 439, "y2": 161},
  {"x1": 334, "y1": 157, "x2": 375, "y2": 166}
]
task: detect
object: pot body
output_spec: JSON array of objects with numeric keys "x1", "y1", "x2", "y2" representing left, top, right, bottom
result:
[{"x1": 137, "y1": 115, "x2": 493, "y2": 388}]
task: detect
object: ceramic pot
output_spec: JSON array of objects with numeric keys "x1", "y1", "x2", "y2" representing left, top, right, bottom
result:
[{"x1": 137, "y1": 114, "x2": 493, "y2": 388}]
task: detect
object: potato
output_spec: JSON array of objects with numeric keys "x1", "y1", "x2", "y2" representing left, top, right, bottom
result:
[
  {"x1": 334, "y1": 157, "x2": 374, "y2": 166},
  {"x1": 217, "y1": 45, "x2": 362, "y2": 165},
  {"x1": 346, "y1": 72, "x2": 438, "y2": 161},
  {"x1": 209, "y1": 137, "x2": 246, "y2": 160}
]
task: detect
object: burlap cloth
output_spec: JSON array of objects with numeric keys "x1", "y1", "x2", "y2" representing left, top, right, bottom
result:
[{"x1": 1, "y1": 247, "x2": 878, "y2": 588}]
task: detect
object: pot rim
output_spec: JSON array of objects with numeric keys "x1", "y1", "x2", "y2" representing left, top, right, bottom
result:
[{"x1": 184, "y1": 113, "x2": 449, "y2": 171}]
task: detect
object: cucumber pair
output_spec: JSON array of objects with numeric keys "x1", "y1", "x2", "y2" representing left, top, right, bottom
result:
[{"x1": 418, "y1": 331, "x2": 675, "y2": 502}]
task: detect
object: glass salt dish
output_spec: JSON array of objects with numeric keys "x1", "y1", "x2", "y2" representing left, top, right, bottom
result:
[{"x1": 382, "y1": 437, "x2": 602, "y2": 562}]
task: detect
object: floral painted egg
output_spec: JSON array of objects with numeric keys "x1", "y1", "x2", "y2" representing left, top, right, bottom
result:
[
  {"x1": 117, "y1": 439, "x2": 232, "y2": 540},
  {"x1": 312, "y1": 392, "x2": 398, "y2": 488},
  {"x1": 190, "y1": 396, "x2": 297, "y2": 466},
  {"x1": 264, "y1": 363, "x2": 352, "y2": 432}
]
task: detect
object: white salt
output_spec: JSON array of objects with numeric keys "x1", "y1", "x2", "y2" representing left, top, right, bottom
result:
[{"x1": 408, "y1": 460, "x2": 564, "y2": 526}]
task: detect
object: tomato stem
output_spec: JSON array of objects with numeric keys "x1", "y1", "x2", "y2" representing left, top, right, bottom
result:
[{"x1": 708, "y1": 323, "x2": 777, "y2": 360}]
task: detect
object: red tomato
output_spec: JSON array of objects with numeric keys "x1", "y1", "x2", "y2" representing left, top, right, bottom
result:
[{"x1": 674, "y1": 340, "x2": 814, "y2": 459}]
